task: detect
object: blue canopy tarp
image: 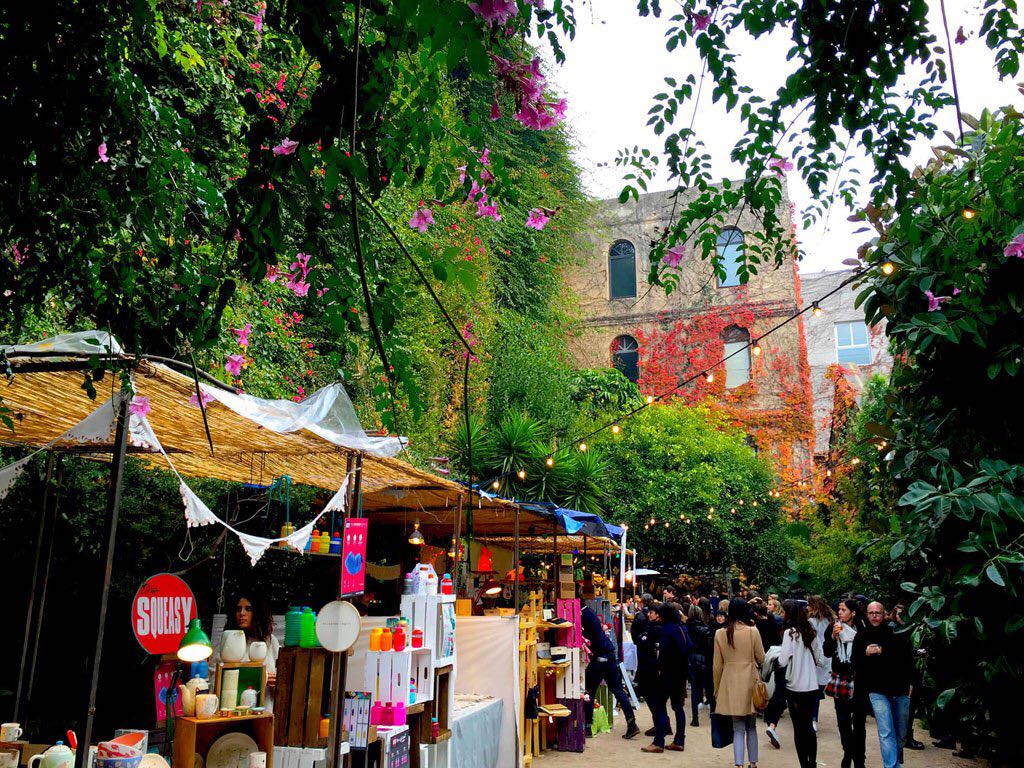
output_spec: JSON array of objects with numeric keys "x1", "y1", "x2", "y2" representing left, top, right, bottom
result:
[{"x1": 519, "y1": 501, "x2": 622, "y2": 541}]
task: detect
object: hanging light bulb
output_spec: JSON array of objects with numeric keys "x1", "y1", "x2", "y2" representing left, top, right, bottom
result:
[
  {"x1": 812, "y1": 301, "x2": 823, "y2": 317},
  {"x1": 730, "y1": 508, "x2": 736, "y2": 514},
  {"x1": 578, "y1": 441, "x2": 588, "y2": 452},
  {"x1": 962, "y1": 206, "x2": 976, "y2": 220},
  {"x1": 752, "y1": 500, "x2": 758, "y2": 507},
  {"x1": 738, "y1": 499, "x2": 744, "y2": 505},
  {"x1": 408, "y1": 521, "x2": 425, "y2": 546},
  {"x1": 752, "y1": 340, "x2": 762, "y2": 357},
  {"x1": 546, "y1": 456, "x2": 554, "y2": 467},
  {"x1": 663, "y1": 521, "x2": 669, "y2": 528},
  {"x1": 491, "y1": 479, "x2": 501, "y2": 490},
  {"x1": 517, "y1": 469, "x2": 526, "y2": 480},
  {"x1": 649, "y1": 516, "x2": 656, "y2": 525},
  {"x1": 826, "y1": 469, "x2": 832, "y2": 478},
  {"x1": 646, "y1": 395, "x2": 655, "y2": 405},
  {"x1": 706, "y1": 372, "x2": 715, "y2": 383},
  {"x1": 881, "y1": 261, "x2": 895, "y2": 276},
  {"x1": 611, "y1": 423, "x2": 621, "y2": 434},
  {"x1": 706, "y1": 513, "x2": 713, "y2": 520},
  {"x1": 851, "y1": 457, "x2": 861, "y2": 465},
  {"x1": 709, "y1": 506, "x2": 715, "y2": 514}
]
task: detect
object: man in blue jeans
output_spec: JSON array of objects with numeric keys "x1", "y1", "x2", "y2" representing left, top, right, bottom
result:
[{"x1": 852, "y1": 601, "x2": 914, "y2": 768}]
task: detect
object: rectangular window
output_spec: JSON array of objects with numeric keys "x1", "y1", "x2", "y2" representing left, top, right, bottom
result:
[
  {"x1": 724, "y1": 341, "x2": 750, "y2": 388},
  {"x1": 609, "y1": 256, "x2": 636, "y2": 299},
  {"x1": 835, "y1": 321, "x2": 872, "y2": 365}
]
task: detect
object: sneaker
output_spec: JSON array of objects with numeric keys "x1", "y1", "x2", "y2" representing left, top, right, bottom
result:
[
  {"x1": 623, "y1": 721, "x2": 641, "y2": 740},
  {"x1": 766, "y1": 726, "x2": 781, "y2": 749},
  {"x1": 812, "y1": 720, "x2": 818, "y2": 733}
]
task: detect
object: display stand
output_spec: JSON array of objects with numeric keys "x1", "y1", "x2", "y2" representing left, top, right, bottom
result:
[
  {"x1": 275, "y1": 648, "x2": 330, "y2": 748},
  {"x1": 172, "y1": 714, "x2": 274, "y2": 768},
  {"x1": 215, "y1": 661, "x2": 268, "y2": 709}
]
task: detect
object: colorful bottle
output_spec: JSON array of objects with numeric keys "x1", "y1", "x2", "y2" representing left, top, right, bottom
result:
[
  {"x1": 369, "y1": 627, "x2": 382, "y2": 651},
  {"x1": 379, "y1": 627, "x2": 393, "y2": 651},
  {"x1": 299, "y1": 606, "x2": 318, "y2": 647},
  {"x1": 409, "y1": 677, "x2": 417, "y2": 704},
  {"x1": 393, "y1": 626, "x2": 406, "y2": 652},
  {"x1": 370, "y1": 702, "x2": 384, "y2": 726},
  {"x1": 319, "y1": 714, "x2": 331, "y2": 740},
  {"x1": 430, "y1": 717, "x2": 440, "y2": 740},
  {"x1": 440, "y1": 573, "x2": 453, "y2": 595},
  {"x1": 411, "y1": 628, "x2": 423, "y2": 649},
  {"x1": 330, "y1": 531, "x2": 342, "y2": 555},
  {"x1": 284, "y1": 606, "x2": 302, "y2": 646}
]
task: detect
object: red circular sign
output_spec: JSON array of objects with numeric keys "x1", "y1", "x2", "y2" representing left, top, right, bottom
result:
[{"x1": 131, "y1": 573, "x2": 198, "y2": 655}]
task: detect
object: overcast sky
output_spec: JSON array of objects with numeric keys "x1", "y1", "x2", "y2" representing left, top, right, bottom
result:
[{"x1": 545, "y1": 0, "x2": 1020, "y2": 273}]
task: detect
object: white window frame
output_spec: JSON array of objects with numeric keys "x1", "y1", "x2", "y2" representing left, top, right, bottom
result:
[{"x1": 835, "y1": 321, "x2": 871, "y2": 365}]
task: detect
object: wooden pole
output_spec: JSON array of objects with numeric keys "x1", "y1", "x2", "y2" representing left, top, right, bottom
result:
[
  {"x1": 327, "y1": 453, "x2": 359, "y2": 768},
  {"x1": 14, "y1": 453, "x2": 55, "y2": 723},
  {"x1": 513, "y1": 504, "x2": 520, "y2": 611},
  {"x1": 27, "y1": 456, "x2": 64, "y2": 706},
  {"x1": 77, "y1": 394, "x2": 130, "y2": 768}
]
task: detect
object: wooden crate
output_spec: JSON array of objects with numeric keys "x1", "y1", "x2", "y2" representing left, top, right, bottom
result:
[
  {"x1": 275, "y1": 647, "x2": 329, "y2": 747},
  {"x1": 215, "y1": 661, "x2": 267, "y2": 709},
  {"x1": 172, "y1": 714, "x2": 273, "y2": 768},
  {"x1": 555, "y1": 599, "x2": 582, "y2": 648}
]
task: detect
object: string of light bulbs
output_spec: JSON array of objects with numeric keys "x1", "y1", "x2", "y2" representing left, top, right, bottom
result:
[{"x1": 479, "y1": 260, "x2": 893, "y2": 498}]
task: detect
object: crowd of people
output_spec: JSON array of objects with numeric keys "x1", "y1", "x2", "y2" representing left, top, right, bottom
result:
[{"x1": 610, "y1": 587, "x2": 934, "y2": 768}]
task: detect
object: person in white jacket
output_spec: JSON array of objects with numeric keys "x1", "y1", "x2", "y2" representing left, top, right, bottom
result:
[
  {"x1": 807, "y1": 595, "x2": 837, "y2": 730},
  {"x1": 778, "y1": 600, "x2": 825, "y2": 768}
]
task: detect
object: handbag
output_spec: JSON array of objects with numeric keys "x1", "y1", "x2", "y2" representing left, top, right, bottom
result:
[
  {"x1": 750, "y1": 632, "x2": 769, "y2": 711},
  {"x1": 825, "y1": 671, "x2": 855, "y2": 700},
  {"x1": 711, "y1": 712, "x2": 734, "y2": 749}
]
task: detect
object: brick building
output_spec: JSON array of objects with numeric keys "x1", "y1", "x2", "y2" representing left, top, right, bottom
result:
[{"x1": 564, "y1": 188, "x2": 815, "y2": 483}]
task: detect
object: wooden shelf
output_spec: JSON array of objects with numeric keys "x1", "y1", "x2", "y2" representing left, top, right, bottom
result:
[
  {"x1": 424, "y1": 728, "x2": 451, "y2": 744},
  {"x1": 172, "y1": 713, "x2": 274, "y2": 768},
  {"x1": 177, "y1": 713, "x2": 273, "y2": 725}
]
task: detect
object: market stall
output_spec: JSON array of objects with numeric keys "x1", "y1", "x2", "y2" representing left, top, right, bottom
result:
[{"x1": 0, "y1": 333, "x2": 524, "y2": 768}]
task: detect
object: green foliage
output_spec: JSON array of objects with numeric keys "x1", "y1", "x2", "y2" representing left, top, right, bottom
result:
[
  {"x1": 569, "y1": 368, "x2": 644, "y2": 416},
  {"x1": 852, "y1": 109, "x2": 1024, "y2": 759},
  {"x1": 592, "y1": 401, "x2": 790, "y2": 586}
]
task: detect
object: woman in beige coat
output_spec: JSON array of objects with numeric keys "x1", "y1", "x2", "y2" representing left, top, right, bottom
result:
[{"x1": 714, "y1": 599, "x2": 766, "y2": 768}]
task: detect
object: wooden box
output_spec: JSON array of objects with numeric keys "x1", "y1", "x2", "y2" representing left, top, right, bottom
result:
[
  {"x1": 275, "y1": 647, "x2": 329, "y2": 748},
  {"x1": 172, "y1": 714, "x2": 273, "y2": 768},
  {"x1": 215, "y1": 662, "x2": 267, "y2": 709}
]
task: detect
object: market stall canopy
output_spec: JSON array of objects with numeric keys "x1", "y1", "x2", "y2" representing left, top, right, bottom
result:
[
  {"x1": 518, "y1": 501, "x2": 625, "y2": 541},
  {"x1": 0, "y1": 331, "x2": 515, "y2": 516}
]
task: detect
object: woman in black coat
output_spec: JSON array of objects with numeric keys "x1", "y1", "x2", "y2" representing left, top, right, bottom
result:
[{"x1": 641, "y1": 603, "x2": 693, "y2": 753}]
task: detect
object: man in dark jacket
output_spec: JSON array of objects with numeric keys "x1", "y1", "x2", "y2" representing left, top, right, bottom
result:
[
  {"x1": 632, "y1": 599, "x2": 665, "y2": 737},
  {"x1": 853, "y1": 601, "x2": 914, "y2": 768},
  {"x1": 582, "y1": 603, "x2": 640, "y2": 738},
  {"x1": 642, "y1": 603, "x2": 692, "y2": 753}
]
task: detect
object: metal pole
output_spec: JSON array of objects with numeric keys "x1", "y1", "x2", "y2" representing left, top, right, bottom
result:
[
  {"x1": 77, "y1": 394, "x2": 130, "y2": 768},
  {"x1": 513, "y1": 504, "x2": 520, "y2": 612},
  {"x1": 14, "y1": 453, "x2": 55, "y2": 723},
  {"x1": 27, "y1": 456, "x2": 64, "y2": 704}
]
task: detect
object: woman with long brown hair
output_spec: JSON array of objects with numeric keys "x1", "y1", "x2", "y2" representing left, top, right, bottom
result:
[
  {"x1": 713, "y1": 599, "x2": 765, "y2": 768},
  {"x1": 778, "y1": 600, "x2": 825, "y2": 768}
]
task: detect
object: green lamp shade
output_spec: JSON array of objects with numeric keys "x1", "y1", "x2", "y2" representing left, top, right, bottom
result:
[{"x1": 177, "y1": 618, "x2": 213, "y2": 662}]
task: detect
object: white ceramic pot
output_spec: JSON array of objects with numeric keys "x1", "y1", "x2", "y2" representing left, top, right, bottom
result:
[
  {"x1": 239, "y1": 687, "x2": 258, "y2": 709},
  {"x1": 28, "y1": 744, "x2": 75, "y2": 768},
  {"x1": 195, "y1": 694, "x2": 220, "y2": 720},
  {"x1": 247, "y1": 641, "x2": 267, "y2": 662},
  {"x1": 220, "y1": 630, "x2": 247, "y2": 662}
]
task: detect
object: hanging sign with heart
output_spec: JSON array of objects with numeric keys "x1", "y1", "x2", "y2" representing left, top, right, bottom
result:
[{"x1": 341, "y1": 517, "x2": 368, "y2": 595}]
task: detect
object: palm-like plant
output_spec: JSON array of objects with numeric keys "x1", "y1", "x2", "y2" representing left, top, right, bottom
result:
[{"x1": 552, "y1": 448, "x2": 608, "y2": 515}]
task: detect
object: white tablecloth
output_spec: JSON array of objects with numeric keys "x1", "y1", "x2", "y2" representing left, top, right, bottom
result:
[{"x1": 450, "y1": 695, "x2": 503, "y2": 768}]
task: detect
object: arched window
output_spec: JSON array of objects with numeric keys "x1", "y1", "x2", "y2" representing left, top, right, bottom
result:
[
  {"x1": 723, "y1": 325, "x2": 751, "y2": 389},
  {"x1": 611, "y1": 335, "x2": 639, "y2": 383},
  {"x1": 716, "y1": 228, "x2": 744, "y2": 287},
  {"x1": 608, "y1": 240, "x2": 637, "y2": 299}
]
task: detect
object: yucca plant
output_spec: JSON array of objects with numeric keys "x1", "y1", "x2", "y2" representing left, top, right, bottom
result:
[{"x1": 552, "y1": 448, "x2": 609, "y2": 515}]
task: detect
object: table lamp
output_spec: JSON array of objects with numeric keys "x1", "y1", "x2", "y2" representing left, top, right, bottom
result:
[{"x1": 177, "y1": 619, "x2": 213, "y2": 662}]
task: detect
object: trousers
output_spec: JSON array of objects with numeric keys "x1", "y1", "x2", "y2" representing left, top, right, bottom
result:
[
  {"x1": 787, "y1": 689, "x2": 819, "y2": 768},
  {"x1": 585, "y1": 657, "x2": 635, "y2": 725}
]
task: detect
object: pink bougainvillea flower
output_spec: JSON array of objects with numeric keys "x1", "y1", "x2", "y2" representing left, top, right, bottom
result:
[
  {"x1": 11, "y1": 243, "x2": 27, "y2": 265},
  {"x1": 769, "y1": 157, "x2": 794, "y2": 175},
  {"x1": 275, "y1": 72, "x2": 287, "y2": 92},
  {"x1": 286, "y1": 277, "x2": 310, "y2": 297},
  {"x1": 551, "y1": 98, "x2": 568, "y2": 120},
  {"x1": 188, "y1": 390, "x2": 215, "y2": 408},
  {"x1": 232, "y1": 323, "x2": 253, "y2": 347},
  {"x1": 272, "y1": 138, "x2": 299, "y2": 155},
  {"x1": 290, "y1": 252, "x2": 311, "y2": 280},
  {"x1": 924, "y1": 290, "x2": 949, "y2": 311},
  {"x1": 490, "y1": 97, "x2": 502, "y2": 121},
  {"x1": 266, "y1": 263, "x2": 282, "y2": 283},
  {"x1": 469, "y1": 0, "x2": 518, "y2": 25},
  {"x1": 525, "y1": 208, "x2": 550, "y2": 230},
  {"x1": 953, "y1": 287, "x2": 961, "y2": 296},
  {"x1": 691, "y1": 11, "x2": 712, "y2": 30},
  {"x1": 476, "y1": 200, "x2": 501, "y2": 221},
  {"x1": 954, "y1": 26, "x2": 966, "y2": 44},
  {"x1": 97, "y1": 142, "x2": 110, "y2": 163},
  {"x1": 663, "y1": 244, "x2": 687, "y2": 268},
  {"x1": 409, "y1": 207, "x2": 435, "y2": 233},
  {"x1": 225, "y1": 354, "x2": 246, "y2": 376},
  {"x1": 128, "y1": 396, "x2": 151, "y2": 417},
  {"x1": 1004, "y1": 233, "x2": 1024, "y2": 259}
]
